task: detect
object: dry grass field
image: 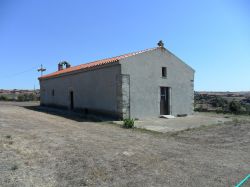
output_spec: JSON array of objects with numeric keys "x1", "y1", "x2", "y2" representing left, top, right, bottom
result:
[{"x1": 0, "y1": 102, "x2": 250, "y2": 186}]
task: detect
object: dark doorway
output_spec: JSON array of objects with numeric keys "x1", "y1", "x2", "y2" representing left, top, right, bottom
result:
[
  {"x1": 70, "y1": 91, "x2": 74, "y2": 110},
  {"x1": 160, "y1": 87, "x2": 170, "y2": 115}
]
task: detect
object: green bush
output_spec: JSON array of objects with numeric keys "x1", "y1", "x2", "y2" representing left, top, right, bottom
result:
[
  {"x1": 0, "y1": 95, "x2": 8, "y2": 101},
  {"x1": 215, "y1": 108, "x2": 224, "y2": 114},
  {"x1": 123, "y1": 118, "x2": 135, "y2": 128},
  {"x1": 27, "y1": 93, "x2": 36, "y2": 101},
  {"x1": 17, "y1": 93, "x2": 37, "y2": 102},
  {"x1": 11, "y1": 164, "x2": 18, "y2": 171},
  {"x1": 17, "y1": 94, "x2": 25, "y2": 101},
  {"x1": 245, "y1": 106, "x2": 250, "y2": 115},
  {"x1": 194, "y1": 105, "x2": 208, "y2": 112},
  {"x1": 229, "y1": 101, "x2": 242, "y2": 114},
  {"x1": 210, "y1": 96, "x2": 228, "y2": 107}
]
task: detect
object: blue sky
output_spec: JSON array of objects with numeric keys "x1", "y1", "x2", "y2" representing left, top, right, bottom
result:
[{"x1": 0, "y1": 0, "x2": 249, "y2": 91}]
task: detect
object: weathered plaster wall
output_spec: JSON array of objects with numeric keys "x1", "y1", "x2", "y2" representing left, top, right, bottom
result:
[
  {"x1": 120, "y1": 48, "x2": 194, "y2": 119},
  {"x1": 40, "y1": 64, "x2": 121, "y2": 116}
]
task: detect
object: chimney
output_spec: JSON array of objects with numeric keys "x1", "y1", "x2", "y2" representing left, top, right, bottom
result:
[{"x1": 58, "y1": 63, "x2": 63, "y2": 71}]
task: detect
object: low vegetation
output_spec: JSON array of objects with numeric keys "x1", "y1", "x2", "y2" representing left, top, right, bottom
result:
[
  {"x1": 195, "y1": 92, "x2": 250, "y2": 115},
  {"x1": 5, "y1": 135, "x2": 12, "y2": 139},
  {"x1": 0, "y1": 93, "x2": 39, "y2": 102},
  {"x1": 123, "y1": 118, "x2": 135, "y2": 128},
  {"x1": 0, "y1": 95, "x2": 9, "y2": 101},
  {"x1": 10, "y1": 165, "x2": 18, "y2": 171},
  {"x1": 17, "y1": 93, "x2": 38, "y2": 102}
]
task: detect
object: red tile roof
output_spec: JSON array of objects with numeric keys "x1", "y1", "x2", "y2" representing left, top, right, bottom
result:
[{"x1": 39, "y1": 47, "x2": 159, "y2": 80}]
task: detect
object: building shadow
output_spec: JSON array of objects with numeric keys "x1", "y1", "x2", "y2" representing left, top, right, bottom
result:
[{"x1": 22, "y1": 105, "x2": 114, "y2": 122}]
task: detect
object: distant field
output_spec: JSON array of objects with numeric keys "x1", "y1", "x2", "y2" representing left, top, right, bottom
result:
[{"x1": 195, "y1": 91, "x2": 250, "y2": 114}]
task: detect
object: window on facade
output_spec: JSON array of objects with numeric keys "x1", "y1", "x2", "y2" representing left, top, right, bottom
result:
[
  {"x1": 162, "y1": 67, "x2": 167, "y2": 78},
  {"x1": 52, "y1": 89, "x2": 55, "y2": 96}
]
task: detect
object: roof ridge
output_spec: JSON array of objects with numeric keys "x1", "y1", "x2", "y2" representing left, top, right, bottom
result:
[
  {"x1": 78, "y1": 47, "x2": 157, "y2": 67},
  {"x1": 40, "y1": 47, "x2": 159, "y2": 80}
]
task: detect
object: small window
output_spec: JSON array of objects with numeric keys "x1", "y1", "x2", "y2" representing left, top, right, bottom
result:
[
  {"x1": 162, "y1": 67, "x2": 167, "y2": 78},
  {"x1": 52, "y1": 89, "x2": 55, "y2": 96}
]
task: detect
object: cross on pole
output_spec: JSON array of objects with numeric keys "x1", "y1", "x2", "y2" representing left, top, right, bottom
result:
[{"x1": 37, "y1": 64, "x2": 46, "y2": 76}]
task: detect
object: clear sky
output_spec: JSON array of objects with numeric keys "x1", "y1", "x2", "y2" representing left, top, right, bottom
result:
[{"x1": 0, "y1": 0, "x2": 249, "y2": 91}]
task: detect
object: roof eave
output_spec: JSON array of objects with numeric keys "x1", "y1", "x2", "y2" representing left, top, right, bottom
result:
[{"x1": 39, "y1": 60, "x2": 120, "y2": 81}]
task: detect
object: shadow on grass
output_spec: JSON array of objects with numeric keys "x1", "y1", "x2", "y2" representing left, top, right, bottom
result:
[{"x1": 22, "y1": 105, "x2": 114, "y2": 122}]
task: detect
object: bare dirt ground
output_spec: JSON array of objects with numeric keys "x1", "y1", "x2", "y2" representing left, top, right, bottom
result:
[{"x1": 0, "y1": 102, "x2": 250, "y2": 187}]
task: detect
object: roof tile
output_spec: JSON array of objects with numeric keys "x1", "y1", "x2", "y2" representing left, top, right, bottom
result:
[{"x1": 40, "y1": 47, "x2": 159, "y2": 79}]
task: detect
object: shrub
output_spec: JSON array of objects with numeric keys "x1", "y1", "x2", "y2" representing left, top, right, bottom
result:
[
  {"x1": 229, "y1": 100, "x2": 242, "y2": 114},
  {"x1": 210, "y1": 96, "x2": 228, "y2": 107},
  {"x1": 0, "y1": 95, "x2": 8, "y2": 101},
  {"x1": 215, "y1": 108, "x2": 223, "y2": 114},
  {"x1": 5, "y1": 135, "x2": 11, "y2": 139},
  {"x1": 17, "y1": 93, "x2": 37, "y2": 102},
  {"x1": 27, "y1": 93, "x2": 36, "y2": 101},
  {"x1": 194, "y1": 105, "x2": 208, "y2": 112},
  {"x1": 245, "y1": 104, "x2": 250, "y2": 113},
  {"x1": 17, "y1": 94, "x2": 25, "y2": 101},
  {"x1": 11, "y1": 165, "x2": 18, "y2": 171},
  {"x1": 123, "y1": 118, "x2": 135, "y2": 128}
]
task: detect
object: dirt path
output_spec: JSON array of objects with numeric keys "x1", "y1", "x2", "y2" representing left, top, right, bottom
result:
[{"x1": 0, "y1": 102, "x2": 249, "y2": 186}]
